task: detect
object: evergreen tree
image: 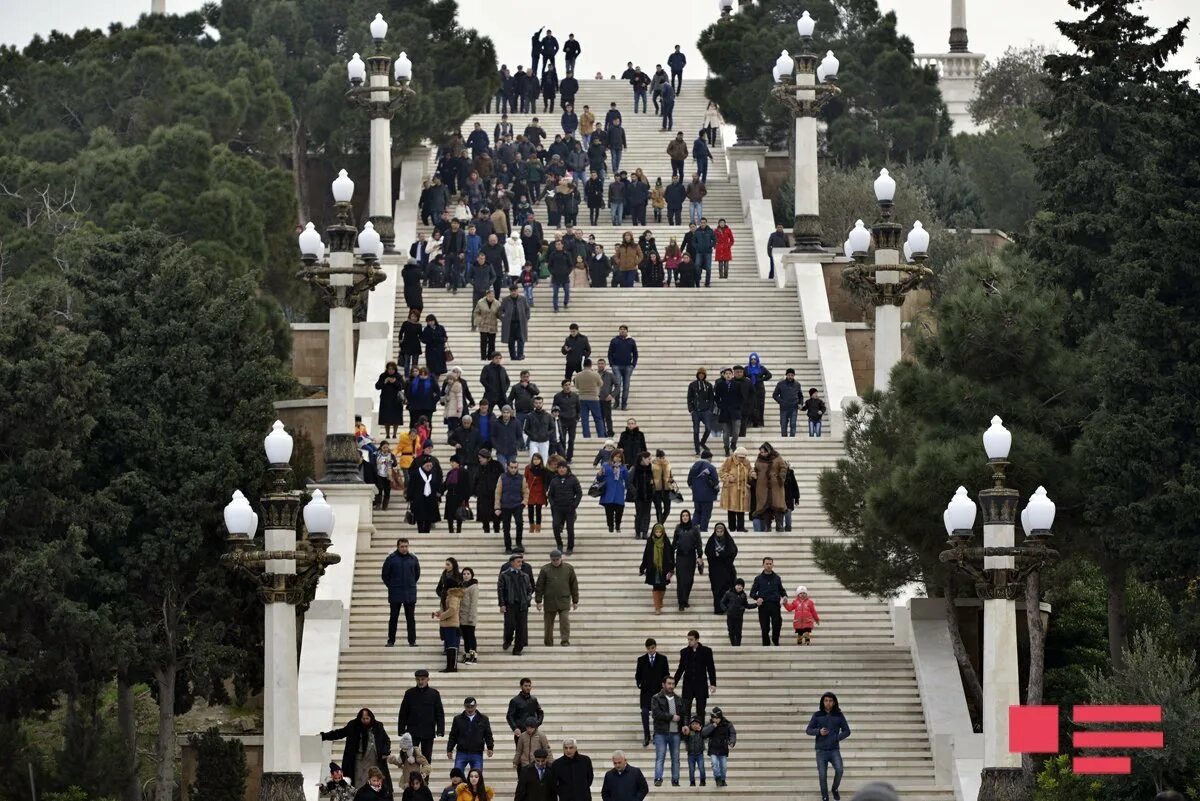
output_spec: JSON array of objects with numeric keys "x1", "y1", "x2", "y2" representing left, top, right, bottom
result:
[
  {"x1": 1022, "y1": 0, "x2": 1200, "y2": 665},
  {"x1": 698, "y1": 0, "x2": 950, "y2": 163}
]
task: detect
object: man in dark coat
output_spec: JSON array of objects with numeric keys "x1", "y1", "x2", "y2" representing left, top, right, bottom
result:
[
  {"x1": 635, "y1": 638, "x2": 671, "y2": 747},
  {"x1": 500, "y1": 284, "x2": 532, "y2": 361},
  {"x1": 546, "y1": 461, "x2": 582, "y2": 553},
  {"x1": 626, "y1": 176, "x2": 650, "y2": 227},
  {"x1": 446, "y1": 696, "x2": 495, "y2": 772},
  {"x1": 551, "y1": 741, "x2": 594, "y2": 801},
  {"x1": 482, "y1": 233, "x2": 509, "y2": 297},
  {"x1": 601, "y1": 751, "x2": 648, "y2": 801},
  {"x1": 687, "y1": 450, "x2": 720, "y2": 533},
  {"x1": 402, "y1": 259, "x2": 424, "y2": 312},
  {"x1": 515, "y1": 748, "x2": 555, "y2": 801},
  {"x1": 659, "y1": 82, "x2": 676, "y2": 131},
  {"x1": 382, "y1": 539, "x2": 422, "y2": 647},
  {"x1": 498, "y1": 553, "x2": 535, "y2": 654},
  {"x1": 514, "y1": 68, "x2": 532, "y2": 114},
  {"x1": 563, "y1": 34, "x2": 582, "y2": 72},
  {"x1": 749, "y1": 556, "x2": 786, "y2": 646},
  {"x1": 506, "y1": 677, "x2": 545, "y2": 743},
  {"x1": 548, "y1": 239, "x2": 575, "y2": 312},
  {"x1": 672, "y1": 519, "x2": 703, "y2": 611},
  {"x1": 673, "y1": 630, "x2": 717, "y2": 722},
  {"x1": 530, "y1": 28, "x2": 544, "y2": 77},
  {"x1": 561, "y1": 323, "x2": 591, "y2": 381},
  {"x1": 663, "y1": 176, "x2": 686, "y2": 226},
  {"x1": 766, "y1": 223, "x2": 791, "y2": 279},
  {"x1": 473, "y1": 448, "x2": 504, "y2": 532},
  {"x1": 398, "y1": 669, "x2": 446, "y2": 762},
  {"x1": 714, "y1": 367, "x2": 751, "y2": 456},
  {"x1": 540, "y1": 30, "x2": 560, "y2": 68},
  {"x1": 466, "y1": 123, "x2": 489, "y2": 158},
  {"x1": 480, "y1": 352, "x2": 511, "y2": 410},
  {"x1": 667, "y1": 46, "x2": 686, "y2": 94}
]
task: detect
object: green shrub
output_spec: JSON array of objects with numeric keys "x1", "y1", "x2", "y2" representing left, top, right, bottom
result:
[
  {"x1": 188, "y1": 728, "x2": 247, "y2": 801},
  {"x1": 1034, "y1": 755, "x2": 1101, "y2": 801}
]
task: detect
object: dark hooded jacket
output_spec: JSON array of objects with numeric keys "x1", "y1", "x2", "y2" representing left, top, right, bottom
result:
[{"x1": 805, "y1": 692, "x2": 851, "y2": 750}]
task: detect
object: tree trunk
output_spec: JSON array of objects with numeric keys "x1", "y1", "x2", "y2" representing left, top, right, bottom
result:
[
  {"x1": 153, "y1": 665, "x2": 177, "y2": 801},
  {"x1": 1022, "y1": 568, "x2": 1048, "y2": 784},
  {"x1": 118, "y1": 675, "x2": 142, "y2": 801},
  {"x1": 1102, "y1": 557, "x2": 1128, "y2": 669},
  {"x1": 292, "y1": 118, "x2": 312, "y2": 226},
  {"x1": 942, "y1": 584, "x2": 984, "y2": 723}
]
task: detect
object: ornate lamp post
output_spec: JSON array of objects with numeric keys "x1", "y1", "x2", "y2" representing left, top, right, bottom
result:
[
  {"x1": 770, "y1": 11, "x2": 841, "y2": 252},
  {"x1": 718, "y1": 0, "x2": 734, "y2": 17},
  {"x1": 345, "y1": 13, "x2": 416, "y2": 251},
  {"x1": 222, "y1": 421, "x2": 342, "y2": 801},
  {"x1": 297, "y1": 171, "x2": 386, "y2": 482},
  {"x1": 841, "y1": 169, "x2": 934, "y2": 391},
  {"x1": 939, "y1": 416, "x2": 1059, "y2": 801}
]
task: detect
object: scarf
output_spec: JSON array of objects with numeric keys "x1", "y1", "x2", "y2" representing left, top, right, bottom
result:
[
  {"x1": 421, "y1": 471, "x2": 434, "y2": 497},
  {"x1": 653, "y1": 536, "x2": 665, "y2": 573},
  {"x1": 746, "y1": 354, "x2": 764, "y2": 384}
]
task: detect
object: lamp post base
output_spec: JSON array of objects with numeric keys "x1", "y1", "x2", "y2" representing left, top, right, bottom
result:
[
  {"x1": 260, "y1": 772, "x2": 305, "y2": 801},
  {"x1": 791, "y1": 214, "x2": 824, "y2": 253},
  {"x1": 369, "y1": 215, "x2": 396, "y2": 253},
  {"x1": 321, "y1": 433, "x2": 365, "y2": 483},
  {"x1": 978, "y1": 767, "x2": 1027, "y2": 801}
]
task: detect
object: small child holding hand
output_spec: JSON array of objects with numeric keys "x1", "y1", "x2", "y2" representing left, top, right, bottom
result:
[{"x1": 784, "y1": 584, "x2": 820, "y2": 645}]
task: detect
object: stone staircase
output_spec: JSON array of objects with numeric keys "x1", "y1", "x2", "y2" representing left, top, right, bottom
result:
[{"x1": 332, "y1": 81, "x2": 954, "y2": 801}]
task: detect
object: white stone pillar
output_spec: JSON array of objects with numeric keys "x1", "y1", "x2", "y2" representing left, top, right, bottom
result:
[
  {"x1": 263, "y1": 528, "x2": 301, "y2": 774},
  {"x1": 151, "y1": 0, "x2": 166, "y2": 13},
  {"x1": 982, "y1": 519, "x2": 1020, "y2": 769},
  {"x1": 369, "y1": 71, "x2": 391, "y2": 229},
  {"x1": 326, "y1": 253, "x2": 356, "y2": 440},
  {"x1": 873, "y1": 247, "x2": 902, "y2": 392},
  {"x1": 949, "y1": 0, "x2": 969, "y2": 52},
  {"x1": 793, "y1": 76, "x2": 819, "y2": 225}
]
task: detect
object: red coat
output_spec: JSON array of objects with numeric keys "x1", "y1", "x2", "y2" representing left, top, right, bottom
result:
[
  {"x1": 525, "y1": 464, "x2": 549, "y2": 506},
  {"x1": 715, "y1": 226, "x2": 735, "y2": 261},
  {"x1": 784, "y1": 595, "x2": 819, "y2": 629}
]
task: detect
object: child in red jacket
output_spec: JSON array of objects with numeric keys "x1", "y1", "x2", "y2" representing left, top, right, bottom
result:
[{"x1": 784, "y1": 585, "x2": 820, "y2": 645}]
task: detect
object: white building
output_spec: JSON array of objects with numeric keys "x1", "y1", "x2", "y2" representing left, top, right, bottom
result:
[{"x1": 914, "y1": 0, "x2": 985, "y2": 135}]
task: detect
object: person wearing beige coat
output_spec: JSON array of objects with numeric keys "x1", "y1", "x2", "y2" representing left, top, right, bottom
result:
[
  {"x1": 474, "y1": 293, "x2": 502, "y2": 361},
  {"x1": 434, "y1": 583, "x2": 464, "y2": 672},
  {"x1": 512, "y1": 720, "x2": 552, "y2": 773},
  {"x1": 719, "y1": 447, "x2": 753, "y2": 532},
  {"x1": 650, "y1": 451, "x2": 675, "y2": 524}
]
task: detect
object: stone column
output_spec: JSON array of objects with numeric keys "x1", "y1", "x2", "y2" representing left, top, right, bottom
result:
[
  {"x1": 324, "y1": 250, "x2": 360, "y2": 482},
  {"x1": 872, "y1": 246, "x2": 902, "y2": 392},
  {"x1": 949, "y1": 0, "x2": 969, "y2": 53},
  {"x1": 151, "y1": 0, "x2": 166, "y2": 13},
  {"x1": 793, "y1": 69, "x2": 821, "y2": 251},
  {"x1": 262, "y1": 527, "x2": 302, "y2": 784},
  {"x1": 367, "y1": 58, "x2": 395, "y2": 250}
]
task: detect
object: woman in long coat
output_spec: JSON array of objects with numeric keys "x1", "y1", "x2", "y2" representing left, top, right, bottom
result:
[
  {"x1": 406, "y1": 369, "x2": 441, "y2": 440},
  {"x1": 376, "y1": 362, "x2": 405, "y2": 438},
  {"x1": 321, "y1": 708, "x2": 393, "y2": 796},
  {"x1": 639, "y1": 523, "x2": 676, "y2": 614},
  {"x1": 744, "y1": 352, "x2": 772, "y2": 428},
  {"x1": 420, "y1": 316, "x2": 449, "y2": 378},
  {"x1": 672, "y1": 509, "x2": 703, "y2": 611},
  {"x1": 714, "y1": 219, "x2": 735, "y2": 279},
  {"x1": 719, "y1": 447, "x2": 753, "y2": 532},
  {"x1": 402, "y1": 259, "x2": 424, "y2": 312},
  {"x1": 597, "y1": 450, "x2": 629, "y2": 533},
  {"x1": 407, "y1": 459, "x2": 443, "y2": 533},
  {"x1": 398, "y1": 310, "x2": 424, "y2": 376},
  {"x1": 752, "y1": 442, "x2": 789, "y2": 530},
  {"x1": 704, "y1": 523, "x2": 738, "y2": 615}
]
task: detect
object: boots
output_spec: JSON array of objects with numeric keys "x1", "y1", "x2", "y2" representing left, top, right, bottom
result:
[
  {"x1": 652, "y1": 590, "x2": 665, "y2": 615},
  {"x1": 466, "y1": 650, "x2": 478, "y2": 663},
  {"x1": 803, "y1": 632, "x2": 812, "y2": 646},
  {"x1": 440, "y1": 647, "x2": 457, "y2": 673}
]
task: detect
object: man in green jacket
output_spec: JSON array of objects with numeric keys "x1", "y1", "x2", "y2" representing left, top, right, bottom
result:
[{"x1": 535, "y1": 549, "x2": 580, "y2": 646}]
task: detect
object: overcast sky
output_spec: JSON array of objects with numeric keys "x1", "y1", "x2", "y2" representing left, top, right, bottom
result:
[{"x1": 3, "y1": 0, "x2": 1197, "y2": 81}]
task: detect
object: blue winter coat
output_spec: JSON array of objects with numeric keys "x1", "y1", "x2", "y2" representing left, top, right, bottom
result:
[
  {"x1": 382, "y1": 551, "x2": 422, "y2": 604},
  {"x1": 806, "y1": 704, "x2": 851, "y2": 751},
  {"x1": 599, "y1": 462, "x2": 629, "y2": 506},
  {"x1": 687, "y1": 460, "x2": 719, "y2": 503}
]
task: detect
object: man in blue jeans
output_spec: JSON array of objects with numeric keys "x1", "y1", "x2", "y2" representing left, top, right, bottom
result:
[
  {"x1": 805, "y1": 691, "x2": 851, "y2": 801},
  {"x1": 572, "y1": 358, "x2": 606, "y2": 438},
  {"x1": 649, "y1": 676, "x2": 683, "y2": 786},
  {"x1": 801, "y1": 387, "x2": 827, "y2": 437},
  {"x1": 772, "y1": 368, "x2": 802, "y2": 437},
  {"x1": 446, "y1": 696, "x2": 495, "y2": 773},
  {"x1": 607, "y1": 325, "x2": 638, "y2": 410},
  {"x1": 693, "y1": 217, "x2": 716, "y2": 288}
]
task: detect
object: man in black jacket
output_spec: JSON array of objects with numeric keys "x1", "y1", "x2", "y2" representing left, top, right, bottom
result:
[
  {"x1": 514, "y1": 68, "x2": 531, "y2": 114},
  {"x1": 506, "y1": 678, "x2": 545, "y2": 744},
  {"x1": 635, "y1": 638, "x2": 671, "y2": 747},
  {"x1": 398, "y1": 669, "x2": 446, "y2": 762},
  {"x1": 667, "y1": 46, "x2": 686, "y2": 94},
  {"x1": 714, "y1": 367, "x2": 751, "y2": 455},
  {"x1": 602, "y1": 751, "x2": 649, "y2": 801},
  {"x1": 546, "y1": 461, "x2": 582, "y2": 553},
  {"x1": 548, "y1": 240, "x2": 574, "y2": 312},
  {"x1": 559, "y1": 72, "x2": 579, "y2": 110},
  {"x1": 498, "y1": 553, "x2": 535, "y2": 655},
  {"x1": 686, "y1": 368, "x2": 715, "y2": 455},
  {"x1": 482, "y1": 233, "x2": 509, "y2": 297},
  {"x1": 515, "y1": 748, "x2": 555, "y2": 801},
  {"x1": 673, "y1": 630, "x2": 717, "y2": 722},
  {"x1": 495, "y1": 114, "x2": 515, "y2": 143},
  {"x1": 530, "y1": 28, "x2": 543, "y2": 77},
  {"x1": 446, "y1": 696, "x2": 494, "y2": 772},
  {"x1": 663, "y1": 176, "x2": 686, "y2": 226},
  {"x1": 473, "y1": 448, "x2": 504, "y2": 532},
  {"x1": 563, "y1": 34, "x2": 581, "y2": 73},
  {"x1": 480, "y1": 352, "x2": 510, "y2": 410},
  {"x1": 749, "y1": 556, "x2": 786, "y2": 646},
  {"x1": 766, "y1": 222, "x2": 791, "y2": 279},
  {"x1": 649, "y1": 677, "x2": 683, "y2": 786},
  {"x1": 540, "y1": 30, "x2": 560, "y2": 69},
  {"x1": 561, "y1": 323, "x2": 591, "y2": 380},
  {"x1": 551, "y1": 740, "x2": 594, "y2": 801}
]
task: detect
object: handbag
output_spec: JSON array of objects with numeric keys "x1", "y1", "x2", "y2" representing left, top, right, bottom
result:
[
  {"x1": 404, "y1": 509, "x2": 415, "y2": 525},
  {"x1": 669, "y1": 489, "x2": 685, "y2": 503},
  {"x1": 588, "y1": 476, "x2": 605, "y2": 498},
  {"x1": 457, "y1": 502, "x2": 474, "y2": 521},
  {"x1": 443, "y1": 347, "x2": 455, "y2": 363}
]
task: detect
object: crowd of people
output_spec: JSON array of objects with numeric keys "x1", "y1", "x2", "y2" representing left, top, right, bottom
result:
[{"x1": 319, "y1": 651, "x2": 858, "y2": 801}]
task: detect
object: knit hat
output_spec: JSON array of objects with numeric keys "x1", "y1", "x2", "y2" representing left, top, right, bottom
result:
[
  {"x1": 330, "y1": 762, "x2": 342, "y2": 774},
  {"x1": 450, "y1": 768, "x2": 465, "y2": 781},
  {"x1": 604, "y1": 439, "x2": 616, "y2": 447},
  {"x1": 502, "y1": 405, "x2": 513, "y2": 413},
  {"x1": 796, "y1": 585, "x2": 808, "y2": 595},
  {"x1": 464, "y1": 696, "x2": 477, "y2": 706},
  {"x1": 398, "y1": 733, "x2": 413, "y2": 750},
  {"x1": 734, "y1": 446, "x2": 748, "y2": 457},
  {"x1": 711, "y1": 707, "x2": 723, "y2": 717},
  {"x1": 851, "y1": 783, "x2": 901, "y2": 801}
]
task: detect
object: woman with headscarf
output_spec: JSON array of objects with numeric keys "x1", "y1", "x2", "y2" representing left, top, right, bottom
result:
[
  {"x1": 672, "y1": 509, "x2": 703, "y2": 611},
  {"x1": 322, "y1": 708, "x2": 394, "y2": 796},
  {"x1": 639, "y1": 523, "x2": 676, "y2": 614},
  {"x1": 744, "y1": 352, "x2": 772, "y2": 428},
  {"x1": 703, "y1": 523, "x2": 738, "y2": 615}
]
